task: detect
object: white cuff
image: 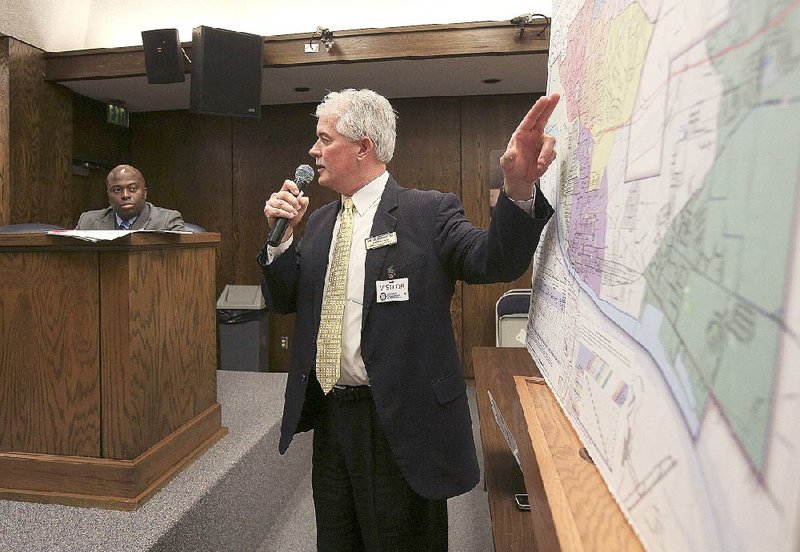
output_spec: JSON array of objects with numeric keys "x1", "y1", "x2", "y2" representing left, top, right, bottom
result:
[
  {"x1": 506, "y1": 185, "x2": 537, "y2": 216},
  {"x1": 266, "y1": 234, "x2": 293, "y2": 263}
]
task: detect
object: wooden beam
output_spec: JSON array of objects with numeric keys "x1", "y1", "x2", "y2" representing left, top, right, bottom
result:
[
  {"x1": 45, "y1": 20, "x2": 550, "y2": 82},
  {"x1": 0, "y1": 38, "x2": 10, "y2": 225}
]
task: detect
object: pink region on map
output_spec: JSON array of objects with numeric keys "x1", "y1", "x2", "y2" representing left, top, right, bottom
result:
[
  {"x1": 561, "y1": 1, "x2": 610, "y2": 126},
  {"x1": 561, "y1": 4, "x2": 592, "y2": 122}
]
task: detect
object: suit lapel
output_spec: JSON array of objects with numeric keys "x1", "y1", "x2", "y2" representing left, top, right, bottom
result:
[
  {"x1": 98, "y1": 209, "x2": 116, "y2": 230},
  {"x1": 361, "y1": 178, "x2": 399, "y2": 329},
  {"x1": 131, "y1": 203, "x2": 151, "y2": 230}
]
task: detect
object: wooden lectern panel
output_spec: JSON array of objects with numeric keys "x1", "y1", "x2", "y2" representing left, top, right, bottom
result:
[
  {"x1": 0, "y1": 233, "x2": 226, "y2": 509},
  {"x1": 0, "y1": 251, "x2": 101, "y2": 457},
  {"x1": 100, "y1": 247, "x2": 217, "y2": 459}
]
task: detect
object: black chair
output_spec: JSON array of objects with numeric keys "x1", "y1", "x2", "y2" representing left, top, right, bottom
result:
[
  {"x1": 0, "y1": 223, "x2": 64, "y2": 233},
  {"x1": 184, "y1": 223, "x2": 206, "y2": 233}
]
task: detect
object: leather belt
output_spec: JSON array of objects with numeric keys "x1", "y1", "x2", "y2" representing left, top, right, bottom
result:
[{"x1": 330, "y1": 384, "x2": 372, "y2": 401}]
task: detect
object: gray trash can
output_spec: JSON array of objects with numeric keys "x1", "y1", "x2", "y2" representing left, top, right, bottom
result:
[{"x1": 216, "y1": 285, "x2": 269, "y2": 372}]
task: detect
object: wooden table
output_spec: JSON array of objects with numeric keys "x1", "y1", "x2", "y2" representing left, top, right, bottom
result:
[
  {"x1": 474, "y1": 346, "x2": 643, "y2": 551},
  {"x1": 474, "y1": 346, "x2": 558, "y2": 551}
]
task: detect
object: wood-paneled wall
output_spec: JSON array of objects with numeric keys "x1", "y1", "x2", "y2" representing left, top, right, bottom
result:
[
  {"x1": 460, "y1": 95, "x2": 538, "y2": 376},
  {"x1": 68, "y1": 94, "x2": 132, "y2": 226},
  {"x1": 0, "y1": 38, "x2": 73, "y2": 227},
  {"x1": 0, "y1": 39, "x2": 9, "y2": 224},
  {"x1": 129, "y1": 111, "x2": 235, "y2": 293},
  {"x1": 121, "y1": 93, "x2": 541, "y2": 376}
]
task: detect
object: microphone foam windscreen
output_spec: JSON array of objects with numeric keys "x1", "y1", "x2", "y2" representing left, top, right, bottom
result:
[{"x1": 295, "y1": 164, "x2": 315, "y2": 186}]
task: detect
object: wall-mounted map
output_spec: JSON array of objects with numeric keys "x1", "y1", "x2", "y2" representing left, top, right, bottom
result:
[{"x1": 528, "y1": 1, "x2": 800, "y2": 550}]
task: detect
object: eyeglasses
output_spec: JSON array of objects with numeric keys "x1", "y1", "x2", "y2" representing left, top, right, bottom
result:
[{"x1": 108, "y1": 184, "x2": 141, "y2": 195}]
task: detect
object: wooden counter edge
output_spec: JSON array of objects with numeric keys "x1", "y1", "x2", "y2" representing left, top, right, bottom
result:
[
  {"x1": 514, "y1": 375, "x2": 644, "y2": 552},
  {"x1": 0, "y1": 232, "x2": 221, "y2": 250}
]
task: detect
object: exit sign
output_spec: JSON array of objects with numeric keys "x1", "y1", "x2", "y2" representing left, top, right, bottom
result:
[{"x1": 107, "y1": 103, "x2": 129, "y2": 127}]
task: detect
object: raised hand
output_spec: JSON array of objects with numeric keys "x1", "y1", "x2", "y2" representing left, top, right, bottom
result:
[{"x1": 499, "y1": 93, "x2": 561, "y2": 200}]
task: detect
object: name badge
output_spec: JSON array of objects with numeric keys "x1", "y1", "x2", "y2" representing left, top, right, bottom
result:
[
  {"x1": 365, "y1": 232, "x2": 397, "y2": 250},
  {"x1": 376, "y1": 278, "x2": 409, "y2": 303}
]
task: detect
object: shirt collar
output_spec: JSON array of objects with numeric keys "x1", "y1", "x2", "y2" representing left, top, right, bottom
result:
[
  {"x1": 345, "y1": 171, "x2": 388, "y2": 216},
  {"x1": 115, "y1": 213, "x2": 138, "y2": 228}
]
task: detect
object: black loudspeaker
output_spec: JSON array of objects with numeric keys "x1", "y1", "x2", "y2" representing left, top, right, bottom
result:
[
  {"x1": 190, "y1": 26, "x2": 263, "y2": 118},
  {"x1": 141, "y1": 29, "x2": 185, "y2": 84}
]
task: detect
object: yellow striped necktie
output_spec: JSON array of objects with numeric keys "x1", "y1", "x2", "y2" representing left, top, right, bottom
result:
[{"x1": 316, "y1": 197, "x2": 354, "y2": 394}]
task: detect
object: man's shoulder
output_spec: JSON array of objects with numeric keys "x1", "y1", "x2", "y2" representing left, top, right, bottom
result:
[
  {"x1": 396, "y1": 184, "x2": 454, "y2": 209},
  {"x1": 144, "y1": 203, "x2": 184, "y2": 221},
  {"x1": 401, "y1": 187, "x2": 448, "y2": 199},
  {"x1": 76, "y1": 207, "x2": 114, "y2": 229},
  {"x1": 142, "y1": 202, "x2": 186, "y2": 230},
  {"x1": 146, "y1": 202, "x2": 178, "y2": 215},
  {"x1": 387, "y1": 175, "x2": 449, "y2": 203},
  {"x1": 80, "y1": 207, "x2": 113, "y2": 218}
]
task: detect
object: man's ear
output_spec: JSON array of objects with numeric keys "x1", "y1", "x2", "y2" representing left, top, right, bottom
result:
[
  {"x1": 143, "y1": 187, "x2": 148, "y2": 199},
  {"x1": 356, "y1": 136, "x2": 374, "y2": 160}
]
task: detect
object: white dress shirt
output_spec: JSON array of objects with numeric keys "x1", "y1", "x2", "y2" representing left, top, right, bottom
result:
[
  {"x1": 115, "y1": 213, "x2": 138, "y2": 229},
  {"x1": 269, "y1": 171, "x2": 389, "y2": 385}
]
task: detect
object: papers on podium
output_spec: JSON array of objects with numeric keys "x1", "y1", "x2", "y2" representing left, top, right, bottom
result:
[{"x1": 47, "y1": 229, "x2": 191, "y2": 242}]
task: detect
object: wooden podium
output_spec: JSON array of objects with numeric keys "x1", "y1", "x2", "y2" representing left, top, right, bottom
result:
[{"x1": 0, "y1": 233, "x2": 228, "y2": 509}]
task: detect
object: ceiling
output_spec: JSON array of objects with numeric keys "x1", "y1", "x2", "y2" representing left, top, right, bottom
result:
[{"x1": 61, "y1": 52, "x2": 549, "y2": 112}]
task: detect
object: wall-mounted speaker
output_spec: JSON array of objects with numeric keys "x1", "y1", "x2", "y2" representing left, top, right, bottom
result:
[
  {"x1": 141, "y1": 29, "x2": 185, "y2": 84},
  {"x1": 190, "y1": 26, "x2": 263, "y2": 118}
]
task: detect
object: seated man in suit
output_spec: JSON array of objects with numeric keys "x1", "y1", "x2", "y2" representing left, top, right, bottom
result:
[{"x1": 76, "y1": 164, "x2": 186, "y2": 231}]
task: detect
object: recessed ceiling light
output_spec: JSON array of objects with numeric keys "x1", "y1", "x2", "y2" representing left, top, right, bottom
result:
[
  {"x1": 482, "y1": 78, "x2": 502, "y2": 84},
  {"x1": 294, "y1": 87, "x2": 310, "y2": 92}
]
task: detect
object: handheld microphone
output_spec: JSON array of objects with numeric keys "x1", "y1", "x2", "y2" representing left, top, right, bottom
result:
[{"x1": 267, "y1": 164, "x2": 315, "y2": 247}]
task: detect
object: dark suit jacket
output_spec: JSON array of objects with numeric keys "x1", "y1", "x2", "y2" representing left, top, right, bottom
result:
[
  {"x1": 76, "y1": 202, "x2": 186, "y2": 231},
  {"x1": 259, "y1": 175, "x2": 553, "y2": 500}
]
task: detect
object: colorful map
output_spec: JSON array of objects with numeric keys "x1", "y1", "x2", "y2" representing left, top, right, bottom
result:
[{"x1": 528, "y1": 0, "x2": 800, "y2": 550}]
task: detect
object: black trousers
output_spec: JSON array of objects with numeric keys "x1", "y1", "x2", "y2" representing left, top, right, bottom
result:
[{"x1": 312, "y1": 386, "x2": 448, "y2": 552}]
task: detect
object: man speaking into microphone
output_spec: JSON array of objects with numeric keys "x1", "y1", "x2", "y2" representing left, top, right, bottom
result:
[
  {"x1": 266, "y1": 164, "x2": 314, "y2": 247},
  {"x1": 257, "y1": 88, "x2": 560, "y2": 551}
]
